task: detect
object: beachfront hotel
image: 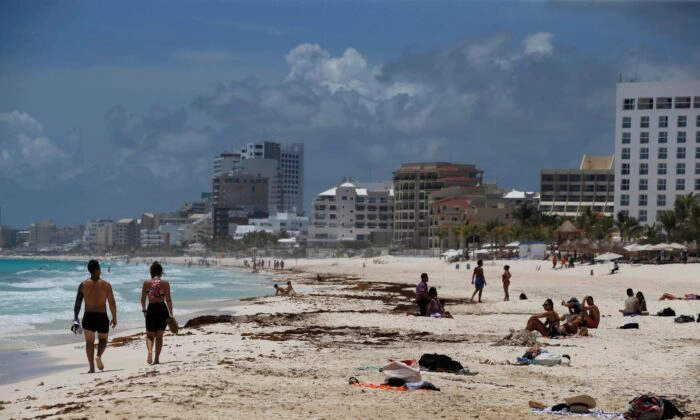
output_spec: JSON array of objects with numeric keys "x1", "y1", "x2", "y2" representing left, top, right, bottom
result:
[
  {"x1": 613, "y1": 80, "x2": 700, "y2": 224},
  {"x1": 539, "y1": 154, "x2": 615, "y2": 218},
  {"x1": 308, "y1": 180, "x2": 394, "y2": 247},
  {"x1": 392, "y1": 162, "x2": 484, "y2": 248}
]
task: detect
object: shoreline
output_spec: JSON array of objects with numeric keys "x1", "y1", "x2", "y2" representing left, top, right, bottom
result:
[{"x1": 0, "y1": 256, "x2": 698, "y2": 418}]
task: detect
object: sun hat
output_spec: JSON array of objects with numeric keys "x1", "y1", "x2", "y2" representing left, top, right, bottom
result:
[{"x1": 564, "y1": 395, "x2": 596, "y2": 409}]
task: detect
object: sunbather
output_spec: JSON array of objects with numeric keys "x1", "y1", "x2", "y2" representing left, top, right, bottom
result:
[
  {"x1": 659, "y1": 292, "x2": 700, "y2": 300},
  {"x1": 526, "y1": 299, "x2": 562, "y2": 338}
]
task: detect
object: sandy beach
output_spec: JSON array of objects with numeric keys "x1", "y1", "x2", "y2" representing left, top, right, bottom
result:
[{"x1": 0, "y1": 256, "x2": 698, "y2": 419}]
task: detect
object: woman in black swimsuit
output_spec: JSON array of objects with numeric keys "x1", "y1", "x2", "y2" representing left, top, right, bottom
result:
[{"x1": 140, "y1": 261, "x2": 173, "y2": 365}]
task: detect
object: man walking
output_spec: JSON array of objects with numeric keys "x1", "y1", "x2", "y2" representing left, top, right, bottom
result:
[{"x1": 73, "y1": 260, "x2": 117, "y2": 373}]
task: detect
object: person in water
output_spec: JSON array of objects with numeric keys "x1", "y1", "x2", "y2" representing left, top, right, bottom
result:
[
  {"x1": 73, "y1": 259, "x2": 117, "y2": 373},
  {"x1": 140, "y1": 261, "x2": 174, "y2": 365}
]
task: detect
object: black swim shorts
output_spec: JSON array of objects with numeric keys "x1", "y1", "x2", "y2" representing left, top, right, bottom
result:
[
  {"x1": 82, "y1": 312, "x2": 110, "y2": 334},
  {"x1": 146, "y1": 301, "x2": 170, "y2": 332}
]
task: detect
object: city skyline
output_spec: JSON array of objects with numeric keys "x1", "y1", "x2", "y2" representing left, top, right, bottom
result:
[{"x1": 1, "y1": 1, "x2": 699, "y2": 227}]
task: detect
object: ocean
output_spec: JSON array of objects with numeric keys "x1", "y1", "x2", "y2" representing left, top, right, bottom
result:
[{"x1": 0, "y1": 258, "x2": 273, "y2": 351}]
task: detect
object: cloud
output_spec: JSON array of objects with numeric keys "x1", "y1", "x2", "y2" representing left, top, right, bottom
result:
[
  {"x1": 523, "y1": 32, "x2": 554, "y2": 56},
  {"x1": 0, "y1": 111, "x2": 78, "y2": 185}
]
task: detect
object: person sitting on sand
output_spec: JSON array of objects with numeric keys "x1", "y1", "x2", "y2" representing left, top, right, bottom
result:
[
  {"x1": 619, "y1": 288, "x2": 641, "y2": 316},
  {"x1": 610, "y1": 261, "x2": 620, "y2": 275},
  {"x1": 274, "y1": 281, "x2": 297, "y2": 296},
  {"x1": 560, "y1": 297, "x2": 582, "y2": 322},
  {"x1": 526, "y1": 299, "x2": 562, "y2": 338},
  {"x1": 566, "y1": 296, "x2": 600, "y2": 332},
  {"x1": 416, "y1": 273, "x2": 431, "y2": 316},
  {"x1": 636, "y1": 291, "x2": 648, "y2": 313},
  {"x1": 427, "y1": 287, "x2": 453, "y2": 318},
  {"x1": 659, "y1": 292, "x2": 700, "y2": 300}
]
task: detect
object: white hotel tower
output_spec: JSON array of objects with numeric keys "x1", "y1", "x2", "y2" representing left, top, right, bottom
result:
[{"x1": 614, "y1": 80, "x2": 700, "y2": 225}]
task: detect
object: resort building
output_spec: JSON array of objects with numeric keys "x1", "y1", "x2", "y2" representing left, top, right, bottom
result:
[
  {"x1": 539, "y1": 154, "x2": 615, "y2": 217},
  {"x1": 614, "y1": 80, "x2": 700, "y2": 224},
  {"x1": 113, "y1": 218, "x2": 140, "y2": 248},
  {"x1": 393, "y1": 162, "x2": 484, "y2": 248},
  {"x1": 308, "y1": 180, "x2": 394, "y2": 247},
  {"x1": 503, "y1": 190, "x2": 540, "y2": 208},
  {"x1": 211, "y1": 172, "x2": 269, "y2": 240}
]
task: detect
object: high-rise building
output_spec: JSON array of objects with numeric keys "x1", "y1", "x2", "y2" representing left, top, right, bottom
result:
[
  {"x1": 392, "y1": 162, "x2": 484, "y2": 248},
  {"x1": 212, "y1": 152, "x2": 241, "y2": 177},
  {"x1": 613, "y1": 80, "x2": 700, "y2": 225},
  {"x1": 539, "y1": 154, "x2": 615, "y2": 217}
]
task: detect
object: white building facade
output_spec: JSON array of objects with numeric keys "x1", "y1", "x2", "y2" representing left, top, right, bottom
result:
[
  {"x1": 309, "y1": 181, "x2": 393, "y2": 246},
  {"x1": 614, "y1": 81, "x2": 700, "y2": 224}
]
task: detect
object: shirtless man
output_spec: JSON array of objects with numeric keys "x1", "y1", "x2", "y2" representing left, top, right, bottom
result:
[
  {"x1": 566, "y1": 296, "x2": 600, "y2": 332},
  {"x1": 73, "y1": 260, "x2": 117, "y2": 373},
  {"x1": 526, "y1": 298, "x2": 561, "y2": 338}
]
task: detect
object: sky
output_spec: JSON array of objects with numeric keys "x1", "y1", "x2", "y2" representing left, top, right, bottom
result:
[{"x1": 1, "y1": 0, "x2": 699, "y2": 228}]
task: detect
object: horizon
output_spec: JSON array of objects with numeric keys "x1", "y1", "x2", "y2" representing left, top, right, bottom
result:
[{"x1": 1, "y1": 0, "x2": 699, "y2": 227}]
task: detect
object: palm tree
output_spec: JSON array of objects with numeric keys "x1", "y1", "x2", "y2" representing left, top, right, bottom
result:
[
  {"x1": 615, "y1": 211, "x2": 640, "y2": 243},
  {"x1": 659, "y1": 210, "x2": 678, "y2": 241},
  {"x1": 434, "y1": 228, "x2": 448, "y2": 252}
]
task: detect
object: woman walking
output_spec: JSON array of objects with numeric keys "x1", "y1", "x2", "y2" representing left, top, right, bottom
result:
[
  {"x1": 502, "y1": 265, "x2": 511, "y2": 301},
  {"x1": 140, "y1": 261, "x2": 173, "y2": 365},
  {"x1": 470, "y1": 259, "x2": 486, "y2": 303}
]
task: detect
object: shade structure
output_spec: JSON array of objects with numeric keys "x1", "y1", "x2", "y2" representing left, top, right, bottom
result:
[
  {"x1": 668, "y1": 242, "x2": 687, "y2": 250},
  {"x1": 595, "y1": 252, "x2": 624, "y2": 261}
]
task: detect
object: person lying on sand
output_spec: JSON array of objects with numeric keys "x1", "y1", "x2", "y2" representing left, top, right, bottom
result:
[{"x1": 659, "y1": 292, "x2": 700, "y2": 301}]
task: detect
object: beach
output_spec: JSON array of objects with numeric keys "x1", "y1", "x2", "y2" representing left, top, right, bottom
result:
[{"x1": 0, "y1": 256, "x2": 698, "y2": 419}]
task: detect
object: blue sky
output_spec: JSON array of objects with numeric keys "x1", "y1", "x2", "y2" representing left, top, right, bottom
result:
[{"x1": 1, "y1": 0, "x2": 699, "y2": 227}]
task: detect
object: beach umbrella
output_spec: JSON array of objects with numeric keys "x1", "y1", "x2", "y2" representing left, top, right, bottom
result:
[
  {"x1": 652, "y1": 243, "x2": 672, "y2": 251},
  {"x1": 595, "y1": 252, "x2": 624, "y2": 261},
  {"x1": 624, "y1": 243, "x2": 640, "y2": 252},
  {"x1": 668, "y1": 242, "x2": 687, "y2": 250}
]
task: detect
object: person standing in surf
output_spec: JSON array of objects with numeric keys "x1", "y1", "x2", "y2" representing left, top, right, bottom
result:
[{"x1": 73, "y1": 259, "x2": 117, "y2": 373}]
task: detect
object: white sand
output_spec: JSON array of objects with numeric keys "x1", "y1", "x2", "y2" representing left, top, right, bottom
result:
[{"x1": 0, "y1": 256, "x2": 698, "y2": 419}]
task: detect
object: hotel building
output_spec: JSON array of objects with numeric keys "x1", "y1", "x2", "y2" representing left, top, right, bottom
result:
[
  {"x1": 393, "y1": 162, "x2": 483, "y2": 248},
  {"x1": 613, "y1": 80, "x2": 700, "y2": 224},
  {"x1": 539, "y1": 154, "x2": 615, "y2": 217},
  {"x1": 309, "y1": 181, "x2": 394, "y2": 246}
]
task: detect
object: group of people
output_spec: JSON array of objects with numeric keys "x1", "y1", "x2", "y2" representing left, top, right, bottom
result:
[
  {"x1": 414, "y1": 273, "x2": 452, "y2": 318},
  {"x1": 468, "y1": 259, "x2": 512, "y2": 303},
  {"x1": 619, "y1": 288, "x2": 648, "y2": 316},
  {"x1": 244, "y1": 259, "x2": 286, "y2": 270},
  {"x1": 274, "y1": 281, "x2": 297, "y2": 296},
  {"x1": 526, "y1": 295, "x2": 600, "y2": 338},
  {"x1": 73, "y1": 260, "x2": 174, "y2": 373}
]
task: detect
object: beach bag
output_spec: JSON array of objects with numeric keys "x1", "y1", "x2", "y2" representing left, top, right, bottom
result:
[
  {"x1": 532, "y1": 351, "x2": 570, "y2": 366},
  {"x1": 619, "y1": 322, "x2": 639, "y2": 329},
  {"x1": 382, "y1": 360, "x2": 422, "y2": 383},
  {"x1": 674, "y1": 315, "x2": 695, "y2": 323},
  {"x1": 167, "y1": 316, "x2": 179, "y2": 334},
  {"x1": 418, "y1": 353, "x2": 464, "y2": 373},
  {"x1": 627, "y1": 394, "x2": 664, "y2": 420},
  {"x1": 657, "y1": 307, "x2": 675, "y2": 317}
]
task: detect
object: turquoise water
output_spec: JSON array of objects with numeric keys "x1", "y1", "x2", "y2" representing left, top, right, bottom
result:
[{"x1": 0, "y1": 258, "x2": 273, "y2": 350}]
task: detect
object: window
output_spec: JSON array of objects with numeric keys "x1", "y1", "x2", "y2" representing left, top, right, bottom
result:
[
  {"x1": 638, "y1": 98, "x2": 653, "y2": 109},
  {"x1": 697, "y1": 163, "x2": 700, "y2": 175},
  {"x1": 678, "y1": 116, "x2": 687, "y2": 128},
  {"x1": 621, "y1": 163, "x2": 630, "y2": 175},
  {"x1": 622, "y1": 147, "x2": 630, "y2": 159},
  {"x1": 621, "y1": 132, "x2": 631, "y2": 144},
  {"x1": 640, "y1": 116, "x2": 649, "y2": 128},
  {"x1": 697, "y1": 131, "x2": 700, "y2": 143},
  {"x1": 675, "y1": 96, "x2": 690, "y2": 109},
  {"x1": 678, "y1": 131, "x2": 686, "y2": 143},
  {"x1": 697, "y1": 115, "x2": 700, "y2": 127},
  {"x1": 658, "y1": 163, "x2": 667, "y2": 175},
  {"x1": 639, "y1": 179, "x2": 648, "y2": 191},
  {"x1": 638, "y1": 209, "x2": 647, "y2": 222},
  {"x1": 696, "y1": 179, "x2": 700, "y2": 191},
  {"x1": 695, "y1": 96, "x2": 700, "y2": 109},
  {"x1": 677, "y1": 162, "x2": 686, "y2": 175},
  {"x1": 622, "y1": 117, "x2": 631, "y2": 128},
  {"x1": 639, "y1": 163, "x2": 648, "y2": 175},
  {"x1": 657, "y1": 179, "x2": 666, "y2": 191},
  {"x1": 638, "y1": 194, "x2": 648, "y2": 206},
  {"x1": 658, "y1": 147, "x2": 667, "y2": 159},
  {"x1": 620, "y1": 194, "x2": 629, "y2": 206},
  {"x1": 656, "y1": 97, "x2": 672, "y2": 109},
  {"x1": 676, "y1": 179, "x2": 685, "y2": 191},
  {"x1": 640, "y1": 132, "x2": 649, "y2": 144},
  {"x1": 659, "y1": 116, "x2": 668, "y2": 128},
  {"x1": 657, "y1": 194, "x2": 666, "y2": 206},
  {"x1": 658, "y1": 132, "x2": 668, "y2": 143},
  {"x1": 677, "y1": 147, "x2": 686, "y2": 159},
  {"x1": 623, "y1": 98, "x2": 635, "y2": 110},
  {"x1": 621, "y1": 179, "x2": 630, "y2": 191},
  {"x1": 640, "y1": 147, "x2": 649, "y2": 159}
]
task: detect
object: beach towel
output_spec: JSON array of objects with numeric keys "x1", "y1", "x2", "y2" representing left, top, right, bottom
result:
[
  {"x1": 348, "y1": 377, "x2": 437, "y2": 391},
  {"x1": 530, "y1": 407, "x2": 624, "y2": 418}
]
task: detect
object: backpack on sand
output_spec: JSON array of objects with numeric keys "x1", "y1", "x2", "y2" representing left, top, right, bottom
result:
[{"x1": 418, "y1": 354, "x2": 464, "y2": 373}]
